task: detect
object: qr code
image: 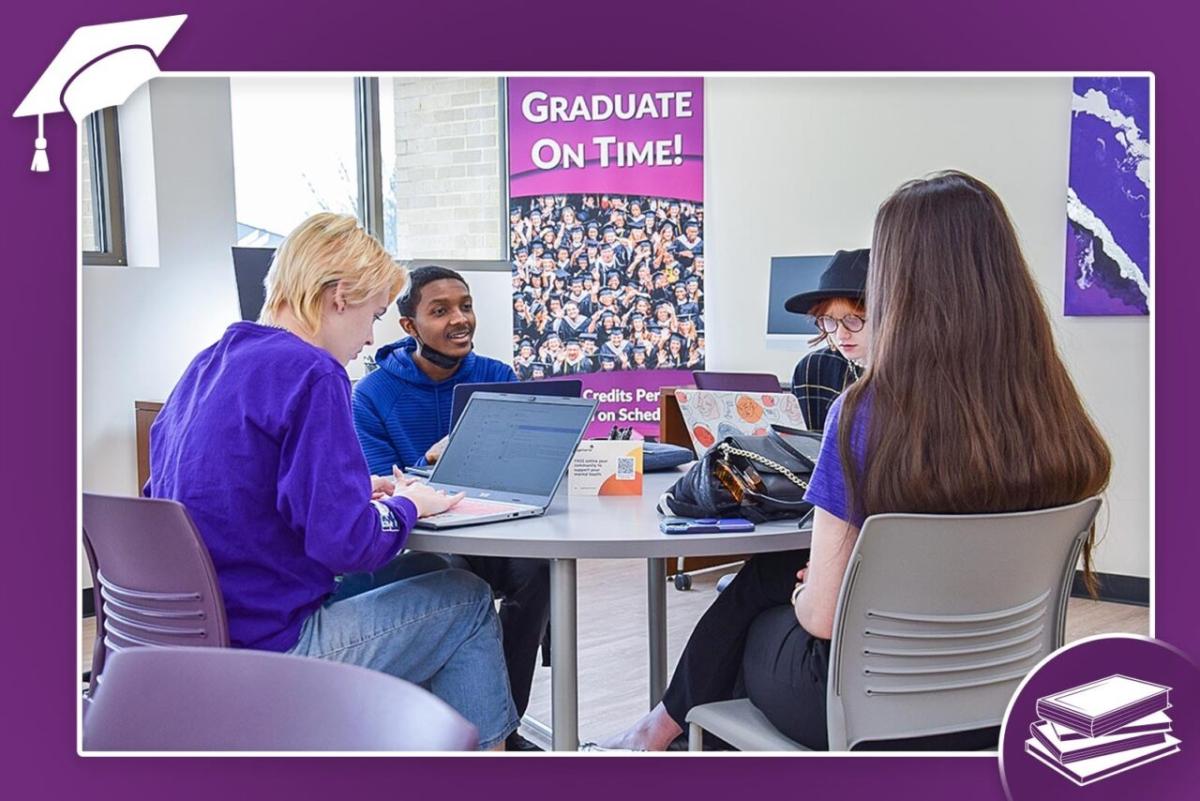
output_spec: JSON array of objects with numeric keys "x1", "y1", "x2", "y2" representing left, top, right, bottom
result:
[{"x1": 617, "y1": 457, "x2": 636, "y2": 480}]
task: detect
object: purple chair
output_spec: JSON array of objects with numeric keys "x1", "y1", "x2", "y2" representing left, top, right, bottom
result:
[
  {"x1": 83, "y1": 646, "x2": 479, "y2": 751},
  {"x1": 692, "y1": 370, "x2": 783, "y2": 392},
  {"x1": 82, "y1": 493, "x2": 229, "y2": 697}
]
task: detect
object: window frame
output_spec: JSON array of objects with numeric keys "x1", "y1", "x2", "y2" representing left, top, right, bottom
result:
[{"x1": 82, "y1": 107, "x2": 128, "y2": 267}]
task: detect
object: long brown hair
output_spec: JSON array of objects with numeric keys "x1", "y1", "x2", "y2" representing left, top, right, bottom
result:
[{"x1": 838, "y1": 171, "x2": 1111, "y2": 593}]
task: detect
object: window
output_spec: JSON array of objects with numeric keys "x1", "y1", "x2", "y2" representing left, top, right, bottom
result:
[
  {"x1": 229, "y1": 76, "x2": 508, "y2": 268},
  {"x1": 230, "y1": 77, "x2": 360, "y2": 247},
  {"x1": 375, "y1": 77, "x2": 507, "y2": 267},
  {"x1": 81, "y1": 108, "x2": 127, "y2": 266}
]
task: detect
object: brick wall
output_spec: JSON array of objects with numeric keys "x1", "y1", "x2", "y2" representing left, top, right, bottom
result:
[{"x1": 388, "y1": 77, "x2": 503, "y2": 260}]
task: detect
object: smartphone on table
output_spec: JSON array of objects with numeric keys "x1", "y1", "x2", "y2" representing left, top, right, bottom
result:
[{"x1": 659, "y1": 517, "x2": 756, "y2": 535}]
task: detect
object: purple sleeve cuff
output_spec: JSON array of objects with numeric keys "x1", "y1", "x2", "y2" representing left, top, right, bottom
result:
[{"x1": 381, "y1": 495, "x2": 419, "y2": 543}]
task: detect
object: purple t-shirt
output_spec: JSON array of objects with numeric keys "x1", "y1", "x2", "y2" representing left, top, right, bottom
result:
[
  {"x1": 148, "y1": 322, "x2": 418, "y2": 652},
  {"x1": 803, "y1": 393, "x2": 870, "y2": 527}
]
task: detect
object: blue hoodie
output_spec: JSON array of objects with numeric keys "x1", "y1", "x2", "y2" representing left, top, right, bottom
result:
[{"x1": 352, "y1": 336, "x2": 517, "y2": 475}]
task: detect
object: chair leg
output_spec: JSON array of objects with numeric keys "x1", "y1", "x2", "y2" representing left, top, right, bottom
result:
[{"x1": 689, "y1": 723, "x2": 704, "y2": 751}]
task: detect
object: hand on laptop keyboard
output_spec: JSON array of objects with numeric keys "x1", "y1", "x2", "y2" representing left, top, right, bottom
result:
[{"x1": 395, "y1": 482, "x2": 464, "y2": 518}]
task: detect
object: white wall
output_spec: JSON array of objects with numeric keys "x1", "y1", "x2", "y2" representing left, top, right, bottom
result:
[
  {"x1": 702, "y1": 77, "x2": 1149, "y2": 577},
  {"x1": 83, "y1": 78, "x2": 240, "y2": 497},
  {"x1": 81, "y1": 76, "x2": 1149, "y2": 579}
]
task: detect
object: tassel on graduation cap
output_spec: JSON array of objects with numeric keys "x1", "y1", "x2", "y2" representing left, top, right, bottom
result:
[
  {"x1": 12, "y1": 14, "x2": 187, "y2": 175},
  {"x1": 30, "y1": 114, "x2": 49, "y2": 173}
]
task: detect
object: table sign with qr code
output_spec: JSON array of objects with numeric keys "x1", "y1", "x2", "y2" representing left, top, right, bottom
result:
[{"x1": 567, "y1": 440, "x2": 644, "y2": 496}]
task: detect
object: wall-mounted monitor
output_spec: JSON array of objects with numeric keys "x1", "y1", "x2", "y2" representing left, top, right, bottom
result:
[
  {"x1": 765, "y1": 254, "x2": 832, "y2": 349},
  {"x1": 231, "y1": 246, "x2": 276, "y2": 322}
]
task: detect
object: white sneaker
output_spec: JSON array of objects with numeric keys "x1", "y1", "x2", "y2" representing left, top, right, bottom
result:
[{"x1": 578, "y1": 742, "x2": 643, "y2": 752}]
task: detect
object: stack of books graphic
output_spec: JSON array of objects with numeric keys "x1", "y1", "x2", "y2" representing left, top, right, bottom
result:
[{"x1": 1025, "y1": 674, "x2": 1181, "y2": 786}]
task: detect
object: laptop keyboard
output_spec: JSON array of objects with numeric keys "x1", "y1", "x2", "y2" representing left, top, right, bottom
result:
[{"x1": 428, "y1": 497, "x2": 525, "y2": 518}]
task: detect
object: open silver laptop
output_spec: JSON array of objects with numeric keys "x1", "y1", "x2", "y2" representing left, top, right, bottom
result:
[{"x1": 414, "y1": 392, "x2": 598, "y2": 529}]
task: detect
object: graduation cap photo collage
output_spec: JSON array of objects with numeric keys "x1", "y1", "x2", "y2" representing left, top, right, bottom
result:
[{"x1": 510, "y1": 193, "x2": 705, "y2": 379}]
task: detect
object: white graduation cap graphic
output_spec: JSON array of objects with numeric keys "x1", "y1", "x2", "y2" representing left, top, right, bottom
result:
[{"x1": 12, "y1": 14, "x2": 187, "y2": 172}]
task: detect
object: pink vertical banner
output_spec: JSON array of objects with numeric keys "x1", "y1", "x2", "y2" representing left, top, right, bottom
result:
[{"x1": 506, "y1": 77, "x2": 705, "y2": 438}]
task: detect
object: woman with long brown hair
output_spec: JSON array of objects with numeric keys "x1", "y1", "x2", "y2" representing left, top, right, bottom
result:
[{"x1": 591, "y1": 170, "x2": 1111, "y2": 751}]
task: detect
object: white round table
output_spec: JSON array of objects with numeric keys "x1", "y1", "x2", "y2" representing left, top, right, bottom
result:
[{"x1": 406, "y1": 467, "x2": 812, "y2": 750}]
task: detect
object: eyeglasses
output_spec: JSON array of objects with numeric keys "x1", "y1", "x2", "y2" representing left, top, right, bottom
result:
[
  {"x1": 814, "y1": 314, "x2": 866, "y2": 334},
  {"x1": 713, "y1": 457, "x2": 766, "y2": 503}
]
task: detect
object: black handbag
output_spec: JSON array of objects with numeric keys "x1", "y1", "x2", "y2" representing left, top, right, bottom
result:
[{"x1": 659, "y1": 424, "x2": 823, "y2": 523}]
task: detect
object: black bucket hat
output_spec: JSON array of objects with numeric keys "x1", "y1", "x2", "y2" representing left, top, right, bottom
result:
[{"x1": 784, "y1": 248, "x2": 869, "y2": 315}]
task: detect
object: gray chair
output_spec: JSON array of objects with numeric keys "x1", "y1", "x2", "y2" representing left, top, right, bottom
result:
[
  {"x1": 687, "y1": 497, "x2": 1102, "y2": 751},
  {"x1": 82, "y1": 493, "x2": 229, "y2": 697},
  {"x1": 83, "y1": 646, "x2": 479, "y2": 751}
]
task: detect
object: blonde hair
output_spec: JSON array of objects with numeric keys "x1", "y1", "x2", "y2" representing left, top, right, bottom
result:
[{"x1": 260, "y1": 213, "x2": 406, "y2": 337}]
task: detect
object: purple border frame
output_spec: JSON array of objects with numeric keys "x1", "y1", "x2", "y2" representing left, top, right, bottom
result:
[{"x1": 4, "y1": 2, "x2": 1193, "y2": 798}]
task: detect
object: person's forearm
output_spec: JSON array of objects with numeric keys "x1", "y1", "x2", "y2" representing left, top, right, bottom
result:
[{"x1": 793, "y1": 590, "x2": 833, "y2": 641}]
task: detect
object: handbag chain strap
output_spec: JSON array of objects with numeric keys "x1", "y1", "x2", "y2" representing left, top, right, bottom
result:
[{"x1": 717, "y1": 443, "x2": 810, "y2": 491}]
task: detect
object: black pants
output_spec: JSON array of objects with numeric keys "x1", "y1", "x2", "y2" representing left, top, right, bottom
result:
[
  {"x1": 661, "y1": 549, "x2": 824, "y2": 741},
  {"x1": 450, "y1": 554, "x2": 550, "y2": 718},
  {"x1": 662, "y1": 549, "x2": 999, "y2": 751},
  {"x1": 346, "y1": 552, "x2": 549, "y2": 719}
]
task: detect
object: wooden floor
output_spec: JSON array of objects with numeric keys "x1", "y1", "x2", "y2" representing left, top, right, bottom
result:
[{"x1": 81, "y1": 559, "x2": 1149, "y2": 747}]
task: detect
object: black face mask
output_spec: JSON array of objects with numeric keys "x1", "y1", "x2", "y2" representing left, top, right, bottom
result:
[{"x1": 413, "y1": 333, "x2": 469, "y2": 370}]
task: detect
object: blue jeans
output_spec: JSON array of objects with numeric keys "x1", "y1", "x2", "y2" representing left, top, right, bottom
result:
[{"x1": 288, "y1": 552, "x2": 519, "y2": 750}]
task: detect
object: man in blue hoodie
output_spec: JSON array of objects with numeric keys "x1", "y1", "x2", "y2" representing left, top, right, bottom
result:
[{"x1": 353, "y1": 265, "x2": 548, "y2": 751}]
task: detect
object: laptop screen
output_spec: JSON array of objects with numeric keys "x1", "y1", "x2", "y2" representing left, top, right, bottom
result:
[
  {"x1": 430, "y1": 393, "x2": 597, "y2": 498},
  {"x1": 450, "y1": 378, "x2": 583, "y2": 428}
]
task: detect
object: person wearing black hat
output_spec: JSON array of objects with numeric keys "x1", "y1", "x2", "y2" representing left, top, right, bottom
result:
[
  {"x1": 555, "y1": 246, "x2": 571, "y2": 272},
  {"x1": 553, "y1": 337, "x2": 592, "y2": 375},
  {"x1": 605, "y1": 328, "x2": 632, "y2": 365},
  {"x1": 617, "y1": 283, "x2": 639, "y2": 316},
  {"x1": 660, "y1": 250, "x2": 683, "y2": 286},
  {"x1": 512, "y1": 292, "x2": 534, "y2": 332},
  {"x1": 558, "y1": 300, "x2": 591, "y2": 339},
  {"x1": 579, "y1": 331, "x2": 599, "y2": 361},
  {"x1": 510, "y1": 206, "x2": 530, "y2": 252},
  {"x1": 557, "y1": 204, "x2": 578, "y2": 236},
  {"x1": 601, "y1": 224, "x2": 630, "y2": 269},
  {"x1": 629, "y1": 343, "x2": 651, "y2": 370},
  {"x1": 653, "y1": 222, "x2": 677, "y2": 270},
  {"x1": 675, "y1": 218, "x2": 703, "y2": 270},
  {"x1": 570, "y1": 276, "x2": 596, "y2": 318},
  {"x1": 514, "y1": 338, "x2": 536, "y2": 379},
  {"x1": 673, "y1": 283, "x2": 699, "y2": 319},
  {"x1": 512, "y1": 245, "x2": 532, "y2": 275},
  {"x1": 595, "y1": 308, "x2": 618, "y2": 345},
  {"x1": 578, "y1": 194, "x2": 597, "y2": 223},
  {"x1": 653, "y1": 301, "x2": 677, "y2": 331},
  {"x1": 524, "y1": 302, "x2": 552, "y2": 348},
  {"x1": 666, "y1": 199, "x2": 682, "y2": 227},
  {"x1": 655, "y1": 332, "x2": 687, "y2": 369},
  {"x1": 628, "y1": 237, "x2": 654, "y2": 279},
  {"x1": 628, "y1": 311, "x2": 649, "y2": 346},
  {"x1": 634, "y1": 261, "x2": 654, "y2": 295},
  {"x1": 651, "y1": 271, "x2": 672, "y2": 305},
  {"x1": 538, "y1": 330, "x2": 563, "y2": 366},
  {"x1": 784, "y1": 248, "x2": 869, "y2": 431},
  {"x1": 627, "y1": 199, "x2": 646, "y2": 229}
]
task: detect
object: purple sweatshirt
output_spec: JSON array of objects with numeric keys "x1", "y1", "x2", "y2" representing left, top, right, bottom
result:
[{"x1": 148, "y1": 322, "x2": 418, "y2": 652}]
